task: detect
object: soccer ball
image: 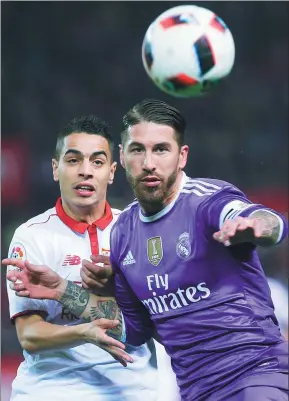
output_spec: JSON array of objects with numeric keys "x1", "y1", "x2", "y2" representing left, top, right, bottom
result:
[{"x1": 142, "y1": 5, "x2": 235, "y2": 97}]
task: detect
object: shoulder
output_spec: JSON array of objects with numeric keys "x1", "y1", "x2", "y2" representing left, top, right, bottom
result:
[
  {"x1": 182, "y1": 177, "x2": 240, "y2": 195},
  {"x1": 14, "y1": 207, "x2": 58, "y2": 238},
  {"x1": 180, "y1": 176, "x2": 245, "y2": 204},
  {"x1": 111, "y1": 207, "x2": 122, "y2": 216},
  {"x1": 117, "y1": 200, "x2": 138, "y2": 223},
  {"x1": 110, "y1": 200, "x2": 138, "y2": 236},
  {"x1": 8, "y1": 207, "x2": 58, "y2": 259},
  {"x1": 111, "y1": 207, "x2": 122, "y2": 223}
]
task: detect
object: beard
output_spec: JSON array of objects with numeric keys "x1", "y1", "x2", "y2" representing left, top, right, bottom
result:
[{"x1": 126, "y1": 168, "x2": 179, "y2": 214}]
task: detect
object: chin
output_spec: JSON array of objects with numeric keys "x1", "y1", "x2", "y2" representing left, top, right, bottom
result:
[
  {"x1": 74, "y1": 196, "x2": 96, "y2": 206},
  {"x1": 139, "y1": 189, "x2": 164, "y2": 204}
]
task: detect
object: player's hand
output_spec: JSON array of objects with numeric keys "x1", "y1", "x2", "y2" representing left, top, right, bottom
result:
[
  {"x1": 82, "y1": 318, "x2": 133, "y2": 367},
  {"x1": 2, "y1": 258, "x2": 65, "y2": 300},
  {"x1": 213, "y1": 216, "x2": 263, "y2": 246},
  {"x1": 81, "y1": 255, "x2": 115, "y2": 296}
]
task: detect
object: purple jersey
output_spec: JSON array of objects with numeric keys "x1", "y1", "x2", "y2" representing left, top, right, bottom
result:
[{"x1": 110, "y1": 173, "x2": 288, "y2": 401}]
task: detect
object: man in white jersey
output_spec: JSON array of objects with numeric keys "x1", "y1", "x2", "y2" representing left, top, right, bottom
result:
[{"x1": 4, "y1": 115, "x2": 177, "y2": 401}]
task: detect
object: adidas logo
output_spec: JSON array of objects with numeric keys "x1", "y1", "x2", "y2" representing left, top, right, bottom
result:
[{"x1": 123, "y1": 251, "x2": 136, "y2": 266}]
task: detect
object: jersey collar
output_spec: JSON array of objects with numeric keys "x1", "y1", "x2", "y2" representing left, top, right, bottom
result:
[{"x1": 56, "y1": 197, "x2": 113, "y2": 233}]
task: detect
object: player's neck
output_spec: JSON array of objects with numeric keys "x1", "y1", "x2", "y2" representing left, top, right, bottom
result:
[
  {"x1": 61, "y1": 198, "x2": 107, "y2": 225},
  {"x1": 140, "y1": 172, "x2": 183, "y2": 216}
]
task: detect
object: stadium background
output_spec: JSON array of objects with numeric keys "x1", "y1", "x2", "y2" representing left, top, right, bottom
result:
[{"x1": 1, "y1": 2, "x2": 288, "y2": 399}]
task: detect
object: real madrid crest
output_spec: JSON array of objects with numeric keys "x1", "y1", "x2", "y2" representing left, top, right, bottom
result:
[{"x1": 176, "y1": 232, "x2": 191, "y2": 259}]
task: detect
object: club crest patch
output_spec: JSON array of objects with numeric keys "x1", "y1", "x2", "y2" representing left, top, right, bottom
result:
[
  {"x1": 101, "y1": 247, "x2": 110, "y2": 257},
  {"x1": 147, "y1": 236, "x2": 163, "y2": 266},
  {"x1": 176, "y1": 232, "x2": 191, "y2": 259}
]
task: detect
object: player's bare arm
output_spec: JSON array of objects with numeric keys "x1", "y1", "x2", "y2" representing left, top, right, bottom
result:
[
  {"x1": 14, "y1": 313, "x2": 130, "y2": 366},
  {"x1": 3, "y1": 257, "x2": 124, "y2": 340},
  {"x1": 213, "y1": 210, "x2": 282, "y2": 247},
  {"x1": 58, "y1": 280, "x2": 123, "y2": 339}
]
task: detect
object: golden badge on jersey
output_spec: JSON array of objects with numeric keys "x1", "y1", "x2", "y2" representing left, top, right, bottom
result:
[{"x1": 147, "y1": 236, "x2": 163, "y2": 266}]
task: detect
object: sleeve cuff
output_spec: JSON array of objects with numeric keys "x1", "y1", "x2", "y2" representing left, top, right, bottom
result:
[{"x1": 219, "y1": 200, "x2": 257, "y2": 229}]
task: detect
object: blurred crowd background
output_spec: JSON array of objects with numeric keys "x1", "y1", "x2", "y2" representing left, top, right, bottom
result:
[{"x1": 1, "y1": 2, "x2": 288, "y2": 400}]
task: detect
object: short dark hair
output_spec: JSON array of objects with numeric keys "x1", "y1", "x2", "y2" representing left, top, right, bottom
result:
[
  {"x1": 121, "y1": 99, "x2": 186, "y2": 147},
  {"x1": 55, "y1": 115, "x2": 114, "y2": 160}
]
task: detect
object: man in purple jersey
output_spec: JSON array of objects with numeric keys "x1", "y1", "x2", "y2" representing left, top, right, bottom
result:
[{"x1": 5, "y1": 99, "x2": 288, "y2": 400}]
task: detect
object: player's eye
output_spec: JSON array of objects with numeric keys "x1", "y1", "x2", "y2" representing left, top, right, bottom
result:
[
  {"x1": 93, "y1": 160, "x2": 104, "y2": 166},
  {"x1": 131, "y1": 148, "x2": 143, "y2": 154},
  {"x1": 155, "y1": 146, "x2": 168, "y2": 153},
  {"x1": 67, "y1": 158, "x2": 78, "y2": 164}
]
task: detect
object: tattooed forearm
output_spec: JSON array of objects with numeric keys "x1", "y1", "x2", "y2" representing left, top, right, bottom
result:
[
  {"x1": 86, "y1": 301, "x2": 119, "y2": 322},
  {"x1": 59, "y1": 281, "x2": 90, "y2": 317},
  {"x1": 82, "y1": 302, "x2": 123, "y2": 338},
  {"x1": 58, "y1": 281, "x2": 123, "y2": 338},
  {"x1": 249, "y1": 210, "x2": 281, "y2": 246}
]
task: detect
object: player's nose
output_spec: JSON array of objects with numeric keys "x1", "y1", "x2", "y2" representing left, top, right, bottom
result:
[
  {"x1": 143, "y1": 153, "x2": 156, "y2": 171},
  {"x1": 78, "y1": 159, "x2": 93, "y2": 178}
]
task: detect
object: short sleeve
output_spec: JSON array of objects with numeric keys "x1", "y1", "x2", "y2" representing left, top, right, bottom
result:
[{"x1": 6, "y1": 225, "x2": 48, "y2": 321}]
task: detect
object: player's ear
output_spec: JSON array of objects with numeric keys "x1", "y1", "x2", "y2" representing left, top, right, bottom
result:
[
  {"x1": 52, "y1": 159, "x2": 59, "y2": 182},
  {"x1": 119, "y1": 144, "x2": 125, "y2": 169},
  {"x1": 108, "y1": 161, "x2": 117, "y2": 185},
  {"x1": 179, "y1": 145, "x2": 189, "y2": 170}
]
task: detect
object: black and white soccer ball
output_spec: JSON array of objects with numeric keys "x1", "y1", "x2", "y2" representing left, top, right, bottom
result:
[{"x1": 142, "y1": 5, "x2": 235, "y2": 97}]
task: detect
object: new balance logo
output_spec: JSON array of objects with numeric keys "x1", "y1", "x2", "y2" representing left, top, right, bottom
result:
[
  {"x1": 123, "y1": 251, "x2": 136, "y2": 266},
  {"x1": 62, "y1": 255, "x2": 81, "y2": 266}
]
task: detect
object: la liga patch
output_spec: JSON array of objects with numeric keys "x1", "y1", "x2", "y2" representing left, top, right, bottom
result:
[{"x1": 9, "y1": 243, "x2": 26, "y2": 260}]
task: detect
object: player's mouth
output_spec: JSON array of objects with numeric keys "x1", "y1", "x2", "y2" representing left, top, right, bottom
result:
[
  {"x1": 141, "y1": 176, "x2": 162, "y2": 188},
  {"x1": 74, "y1": 183, "x2": 95, "y2": 197}
]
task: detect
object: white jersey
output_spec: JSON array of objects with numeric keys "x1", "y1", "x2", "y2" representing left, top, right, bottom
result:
[{"x1": 6, "y1": 199, "x2": 179, "y2": 401}]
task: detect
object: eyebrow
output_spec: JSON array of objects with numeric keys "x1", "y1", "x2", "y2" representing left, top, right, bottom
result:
[
  {"x1": 127, "y1": 142, "x2": 143, "y2": 148},
  {"x1": 64, "y1": 149, "x2": 108, "y2": 159},
  {"x1": 128, "y1": 141, "x2": 171, "y2": 148}
]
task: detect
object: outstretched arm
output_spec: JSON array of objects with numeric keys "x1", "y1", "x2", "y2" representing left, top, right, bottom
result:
[
  {"x1": 13, "y1": 312, "x2": 130, "y2": 366},
  {"x1": 203, "y1": 190, "x2": 288, "y2": 247},
  {"x1": 213, "y1": 210, "x2": 284, "y2": 247},
  {"x1": 4, "y1": 258, "x2": 123, "y2": 340}
]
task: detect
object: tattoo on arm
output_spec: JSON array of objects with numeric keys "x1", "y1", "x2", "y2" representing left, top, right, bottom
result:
[
  {"x1": 59, "y1": 281, "x2": 90, "y2": 316},
  {"x1": 59, "y1": 281, "x2": 123, "y2": 338},
  {"x1": 249, "y1": 210, "x2": 281, "y2": 245}
]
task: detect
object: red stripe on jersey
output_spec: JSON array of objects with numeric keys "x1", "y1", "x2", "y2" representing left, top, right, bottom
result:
[
  {"x1": 11, "y1": 310, "x2": 48, "y2": 323},
  {"x1": 88, "y1": 225, "x2": 99, "y2": 256},
  {"x1": 27, "y1": 214, "x2": 57, "y2": 228}
]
